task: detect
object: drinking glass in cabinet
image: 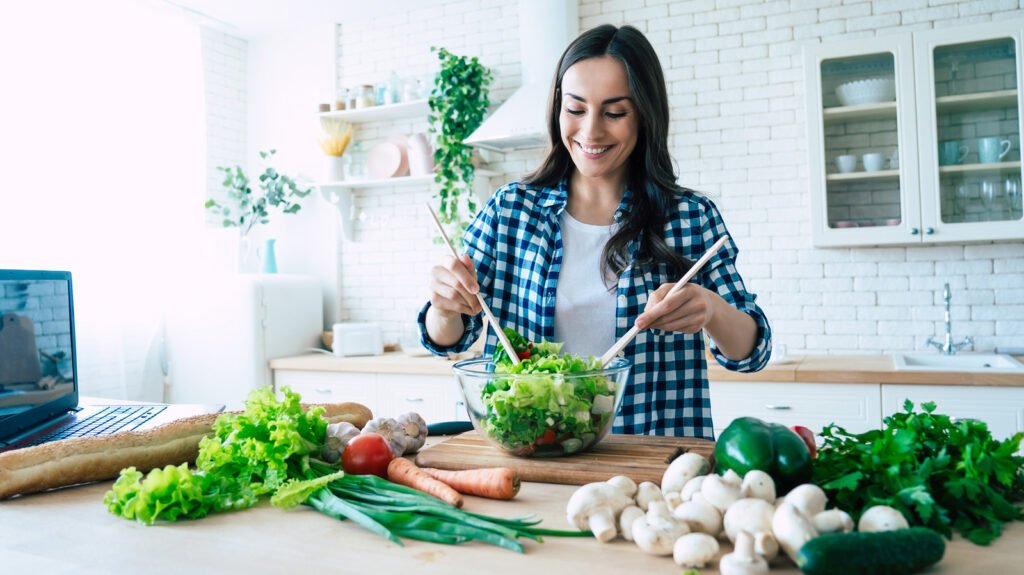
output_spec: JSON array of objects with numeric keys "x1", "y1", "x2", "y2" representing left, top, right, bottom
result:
[{"x1": 1005, "y1": 175, "x2": 1022, "y2": 216}]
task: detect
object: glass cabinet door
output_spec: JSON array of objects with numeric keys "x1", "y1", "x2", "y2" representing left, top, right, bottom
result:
[
  {"x1": 805, "y1": 35, "x2": 918, "y2": 247},
  {"x1": 917, "y1": 22, "x2": 1024, "y2": 242}
]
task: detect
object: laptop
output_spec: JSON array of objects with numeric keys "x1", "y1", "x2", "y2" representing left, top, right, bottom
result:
[{"x1": 0, "y1": 269, "x2": 223, "y2": 452}]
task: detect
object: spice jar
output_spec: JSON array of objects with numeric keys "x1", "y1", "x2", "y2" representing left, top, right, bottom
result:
[{"x1": 356, "y1": 85, "x2": 376, "y2": 109}]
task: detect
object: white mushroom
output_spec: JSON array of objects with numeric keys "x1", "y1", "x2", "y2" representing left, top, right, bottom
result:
[
  {"x1": 858, "y1": 505, "x2": 909, "y2": 532},
  {"x1": 664, "y1": 491, "x2": 682, "y2": 511},
  {"x1": 719, "y1": 530, "x2": 769, "y2": 575},
  {"x1": 784, "y1": 483, "x2": 827, "y2": 517},
  {"x1": 700, "y1": 469, "x2": 743, "y2": 512},
  {"x1": 565, "y1": 482, "x2": 633, "y2": 542},
  {"x1": 606, "y1": 475, "x2": 638, "y2": 499},
  {"x1": 813, "y1": 509, "x2": 854, "y2": 534},
  {"x1": 631, "y1": 501, "x2": 690, "y2": 556},
  {"x1": 723, "y1": 498, "x2": 775, "y2": 543},
  {"x1": 680, "y1": 474, "x2": 706, "y2": 503},
  {"x1": 740, "y1": 470, "x2": 776, "y2": 502},
  {"x1": 635, "y1": 481, "x2": 664, "y2": 511},
  {"x1": 673, "y1": 532, "x2": 721, "y2": 568},
  {"x1": 771, "y1": 501, "x2": 819, "y2": 562},
  {"x1": 672, "y1": 493, "x2": 723, "y2": 536},
  {"x1": 661, "y1": 452, "x2": 710, "y2": 495},
  {"x1": 753, "y1": 531, "x2": 779, "y2": 561},
  {"x1": 618, "y1": 505, "x2": 645, "y2": 542}
]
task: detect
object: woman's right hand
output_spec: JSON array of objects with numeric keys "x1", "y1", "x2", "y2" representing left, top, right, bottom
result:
[{"x1": 429, "y1": 254, "x2": 482, "y2": 318}]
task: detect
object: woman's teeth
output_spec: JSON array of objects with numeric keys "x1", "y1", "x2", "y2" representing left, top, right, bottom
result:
[{"x1": 578, "y1": 142, "x2": 610, "y2": 155}]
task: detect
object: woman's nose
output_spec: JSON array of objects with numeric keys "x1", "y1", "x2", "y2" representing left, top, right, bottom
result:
[{"x1": 580, "y1": 113, "x2": 605, "y2": 139}]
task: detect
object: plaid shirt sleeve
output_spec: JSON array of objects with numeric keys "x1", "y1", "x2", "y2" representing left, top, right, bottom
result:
[
  {"x1": 699, "y1": 198, "x2": 772, "y2": 372},
  {"x1": 416, "y1": 187, "x2": 501, "y2": 355}
]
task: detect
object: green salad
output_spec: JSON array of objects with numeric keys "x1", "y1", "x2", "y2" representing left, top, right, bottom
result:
[{"x1": 481, "y1": 329, "x2": 621, "y2": 456}]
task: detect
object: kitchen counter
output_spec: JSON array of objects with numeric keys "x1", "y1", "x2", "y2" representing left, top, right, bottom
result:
[
  {"x1": 270, "y1": 352, "x2": 1024, "y2": 387},
  {"x1": 2, "y1": 475, "x2": 1021, "y2": 574}
]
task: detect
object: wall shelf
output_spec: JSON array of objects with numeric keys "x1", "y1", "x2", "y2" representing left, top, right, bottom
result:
[
  {"x1": 318, "y1": 99, "x2": 429, "y2": 123},
  {"x1": 319, "y1": 168, "x2": 502, "y2": 241}
]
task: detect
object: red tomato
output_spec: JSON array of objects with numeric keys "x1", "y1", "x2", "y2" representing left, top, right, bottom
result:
[
  {"x1": 790, "y1": 425, "x2": 818, "y2": 459},
  {"x1": 342, "y1": 432, "x2": 394, "y2": 477},
  {"x1": 535, "y1": 428, "x2": 557, "y2": 445}
]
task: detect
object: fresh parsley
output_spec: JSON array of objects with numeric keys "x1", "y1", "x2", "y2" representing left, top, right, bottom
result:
[{"x1": 813, "y1": 400, "x2": 1024, "y2": 545}]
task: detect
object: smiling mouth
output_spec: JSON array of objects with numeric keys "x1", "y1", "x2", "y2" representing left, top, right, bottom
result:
[{"x1": 575, "y1": 141, "x2": 612, "y2": 155}]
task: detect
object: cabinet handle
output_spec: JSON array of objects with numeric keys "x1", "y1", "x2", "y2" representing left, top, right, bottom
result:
[
  {"x1": 765, "y1": 404, "x2": 791, "y2": 410},
  {"x1": 925, "y1": 227, "x2": 935, "y2": 235},
  {"x1": 910, "y1": 227, "x2": 920, "y2": 235},
  {"x1": 315, "y1": 388, "x2": 333, "y2": 394},
  {"x1": 405, "y1": 396, "x2": 425, "y2": 403}
]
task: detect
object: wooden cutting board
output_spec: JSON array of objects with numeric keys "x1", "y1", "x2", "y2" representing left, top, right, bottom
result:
[{"x1": 414, "y1": 431, "x2": 715, "y2": 485}]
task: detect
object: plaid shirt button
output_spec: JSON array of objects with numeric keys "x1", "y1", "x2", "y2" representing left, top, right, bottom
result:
[{"x1": 417, "y1": 181, "x2": 772, "y2": 440}]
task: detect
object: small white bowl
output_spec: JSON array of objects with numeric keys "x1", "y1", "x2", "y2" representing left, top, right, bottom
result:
[{"x1": 836, "y1": 77, "x2": 896, "y2": 107}]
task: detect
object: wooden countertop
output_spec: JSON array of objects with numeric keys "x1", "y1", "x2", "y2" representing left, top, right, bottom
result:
[
  {"x1": 3, "y1": 476, "x2": 1021, "y2": 574},
  {"x1": 270, "y1": 352, "x2": 1024, "y2": 387}
]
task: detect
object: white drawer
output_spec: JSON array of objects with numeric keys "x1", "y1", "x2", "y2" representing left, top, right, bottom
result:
[
  {"x1": 882, "y1": 384, "x2": 1024, "y2": 444},
  {"x1": 377, "y1": 374, "x2": 456, "y2": 424},
  {"x1": 274, "y1": 370, "x2": 382, "y2": 417},
  {"x1": 710, "y1": 381, "x2": 882, "y2": 435}
]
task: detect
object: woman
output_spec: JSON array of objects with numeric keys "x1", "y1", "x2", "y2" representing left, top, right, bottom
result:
[{"x1": 417, "y1": 24, "x2": 771, "y2": 440}]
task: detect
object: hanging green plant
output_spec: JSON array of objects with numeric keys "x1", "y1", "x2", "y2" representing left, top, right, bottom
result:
[{"x1": 428, "y1": 47, "x2": 493, "y2": 242}]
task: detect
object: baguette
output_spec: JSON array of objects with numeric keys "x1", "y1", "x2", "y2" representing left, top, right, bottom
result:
[{"x1": 0, "y1": 401, "x2": 372, "y2": 500}]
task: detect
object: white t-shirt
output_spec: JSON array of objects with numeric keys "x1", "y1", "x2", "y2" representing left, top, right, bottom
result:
[{"x1": 553, "y1": 211, "x2": 619, "y2": 357}]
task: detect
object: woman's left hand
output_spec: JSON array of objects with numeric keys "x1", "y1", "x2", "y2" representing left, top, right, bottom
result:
[{"x1": 634, "y1": 283, "x2": 715, "y2": 333}]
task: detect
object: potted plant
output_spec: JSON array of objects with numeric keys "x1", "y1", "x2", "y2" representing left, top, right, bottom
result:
[
  {"x1": 204, "y1": 149, "x2": 312, "y2": 271},
  {"x1": 428, "y1": 47, "x2": 493, "y2": 244}
]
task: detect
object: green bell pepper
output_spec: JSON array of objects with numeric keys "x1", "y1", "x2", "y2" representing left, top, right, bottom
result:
[{"x1": 714, "y1": 416, "x2": 813, "y2": 495}]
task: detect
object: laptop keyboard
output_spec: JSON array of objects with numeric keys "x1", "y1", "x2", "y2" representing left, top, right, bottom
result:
[{"x1": 28, "y1": 405, "x2": 167, "y2": 445}]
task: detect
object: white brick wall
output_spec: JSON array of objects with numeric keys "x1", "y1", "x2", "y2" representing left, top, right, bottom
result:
[
  {"x1": 201, "y1": 28, "x2": 248, "y2": 220},
  {"x1": 333, "y1": 0, "x2": 1024, "y2": 354}
]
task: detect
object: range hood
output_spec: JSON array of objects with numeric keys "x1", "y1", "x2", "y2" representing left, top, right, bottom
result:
[{"x1": 463, "y1": 0, "x2": 578, "y2": 152}]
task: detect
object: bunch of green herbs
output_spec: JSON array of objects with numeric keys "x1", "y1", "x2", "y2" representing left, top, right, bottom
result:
[
  {"x1": 813, "y1": 400, "x2": 1024, "y2": 545},
  {"x1": 104, "y1": 386, "x2": 585, "y2": 551}
]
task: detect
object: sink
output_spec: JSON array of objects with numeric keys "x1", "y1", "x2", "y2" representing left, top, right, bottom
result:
[{"x1": 892, "y1": 353, "x2": 1024, "y2": 372}]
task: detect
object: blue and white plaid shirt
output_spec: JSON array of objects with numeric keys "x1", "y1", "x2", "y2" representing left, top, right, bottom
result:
[{"x1": 418, "y1": 180, "x2": 772, "y2": 440}]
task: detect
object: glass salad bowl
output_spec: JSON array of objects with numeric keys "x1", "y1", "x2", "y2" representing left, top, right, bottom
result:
[{"x1": 452, "y1": 357, "x2": 632, "y2": 457}]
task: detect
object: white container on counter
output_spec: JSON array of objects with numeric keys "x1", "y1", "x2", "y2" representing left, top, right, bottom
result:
[{"x1": 332, "y1": 322, "x2": 383, "y2": 357}]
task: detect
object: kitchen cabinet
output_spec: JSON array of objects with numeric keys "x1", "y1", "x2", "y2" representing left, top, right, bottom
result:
[
  {"x1": 804, "y1": 21, "x2": 1024, "y2": 247},
  {"x1": 882, "y1": 384, "x2": 1024, "y2": 444},
  {"x1": 273, "y1": 368, "x2": 469, "y2": 424},
  {"x1": 708, "y1": 380, "x2": 882, "y2": 438}
]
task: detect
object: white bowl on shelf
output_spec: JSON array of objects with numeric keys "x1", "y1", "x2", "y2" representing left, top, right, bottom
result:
[{"x1": 835, "y1": 77, "x2": 896, "y2": 106}]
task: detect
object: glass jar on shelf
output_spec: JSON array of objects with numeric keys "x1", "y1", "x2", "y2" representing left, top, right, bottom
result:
[
  {"x1": 356, "y1": 85, "x2": 376, "y2": 109},
  {"x1": 348, "y1": 141, "x2": 367, "y2": 180}
]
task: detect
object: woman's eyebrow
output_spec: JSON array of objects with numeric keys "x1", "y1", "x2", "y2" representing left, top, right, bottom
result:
[{"x1": 565, "y1": 92, "x2": 632, "y2": 105}]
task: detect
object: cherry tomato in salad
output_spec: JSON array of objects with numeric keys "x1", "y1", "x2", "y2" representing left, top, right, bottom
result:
[
  {"x1": 342, "y1": 432, "x2": 394, "y2": 477},
  {"x1": 535, "y1": 428, "x2": 558, "y2": 445}
]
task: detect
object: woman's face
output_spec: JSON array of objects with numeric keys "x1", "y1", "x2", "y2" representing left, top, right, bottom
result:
[{"x1": 559, "y1": 55, "x2": 639, "y2": 184}]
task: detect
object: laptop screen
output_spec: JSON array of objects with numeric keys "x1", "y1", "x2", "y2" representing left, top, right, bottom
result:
[{"x1": 0, "y1": 270, "x2": 78, "y2": 441}]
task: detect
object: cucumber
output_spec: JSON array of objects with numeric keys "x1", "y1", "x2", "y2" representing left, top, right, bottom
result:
[{"x1": 796, "y1": 527, "x2": 945, "y2": 575}]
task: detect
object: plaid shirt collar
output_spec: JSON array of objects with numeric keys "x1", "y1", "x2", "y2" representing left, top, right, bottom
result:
[{"x1": 537, "y1": 178, "x2": 635, "y2": 224}]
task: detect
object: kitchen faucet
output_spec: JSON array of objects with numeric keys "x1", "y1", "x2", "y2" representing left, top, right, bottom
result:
[{"x1": 926, "y1": 283, "x2": 973, "y2": 355}]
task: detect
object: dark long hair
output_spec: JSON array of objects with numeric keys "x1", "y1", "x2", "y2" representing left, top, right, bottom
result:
[{"x1": 524, "y1": 24, "x2": 692, "y2": 282}]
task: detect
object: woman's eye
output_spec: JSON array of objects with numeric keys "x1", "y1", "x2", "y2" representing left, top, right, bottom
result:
[
  {"x1": 606, "y1": 112, "x2": 626, "y2": 119},
  {"x1": 565, "y1": 108, "x2": 585, "y2": 116}
]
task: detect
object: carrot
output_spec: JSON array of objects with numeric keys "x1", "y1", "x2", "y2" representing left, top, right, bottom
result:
[
  {"x1": 418, "y1": 467, "x2": 520, "y2": 500},
  {"x1": 386, "y1": 458, "x2": 464, "y2": 508}
]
